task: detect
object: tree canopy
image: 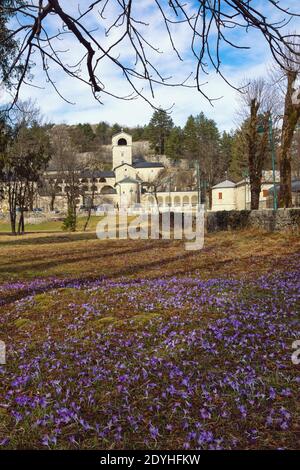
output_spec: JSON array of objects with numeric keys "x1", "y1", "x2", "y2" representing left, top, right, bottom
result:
[{"x1": 147, "y1": 110, "x2": 174, "y2": 155}]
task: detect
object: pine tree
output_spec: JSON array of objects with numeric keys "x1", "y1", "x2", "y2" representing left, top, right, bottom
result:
[
  {"x1": 165, "y1": 127, "x2": 183, "y2": 161},
  {"x1": 110, "y1": 123, "x2": 122, "y2": 136},
  {"x1": 183, "y1": 112, "x2": 221, "y2": 186},
  {"x1": 95, "y1": 121, "x2": 110, "y2": 145},
  {"x1": 183, "y1": 115, "x2": 199, "y2": 160},
  {"x1": 147, "y1": 110, "x2": 174, "y2": 154},
  {"x1": 70, "y1": 123, "x2": 95, "y2": 152},
  {"x1": 229, "y1": 126, "x2": 249, "y2": 181},
  {"x1": 0, "y1": 1, "x2": 24, "y2": 88},
  {"x1": 220, "y1": 131, "x2": 234, "y2": 177},
  {"x1": 131, "y1": 126, "x2": 148, "y2": 141}
]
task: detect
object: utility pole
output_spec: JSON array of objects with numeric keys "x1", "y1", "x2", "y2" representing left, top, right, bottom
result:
[
  {"x1": 257, "y1": 116, "x2": 278, "y2": 211},
  {"x1": 168, "y1": 177, "x2": 172, "y2": 209},
  {"x1": 242, "y1": 170, "x2": 249, "y2": 210},
  {"x1": 268, "y1": 115, "x2": 278, "y2": 211},
  {"x1": 194, "y1": 160, "x2": 201, "y2": 206}
]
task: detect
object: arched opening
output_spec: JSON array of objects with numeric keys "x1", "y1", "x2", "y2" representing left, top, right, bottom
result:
[
  {"x1": 146, "y1": 195, "x2": 155, "y2": 206},
  {"x1": 99, "y1": 177, "x2": 106, "y2": 183},
  {"x1": 100, "y1": 185, "x2": 117, "y2": 195},
  {"x1": 183, "y1": 196, "x2": 189, "y2": 205},
  {"x1": 158, "y1": 196, "x2": 163, "y2": 207},
  {"x1": 174, "y1": 196, "x2": 181, "y2": 206},
  {"x1": 118, "y1": 138, "x2": 127, "y2": 146},
  {"x1": 191, "y1": 195, "x2": 198, "y2": 206}
]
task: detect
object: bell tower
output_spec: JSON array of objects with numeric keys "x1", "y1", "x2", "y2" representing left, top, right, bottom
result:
[{"x1": 112, "y1": 131, "x2": 132, "y2": 169}]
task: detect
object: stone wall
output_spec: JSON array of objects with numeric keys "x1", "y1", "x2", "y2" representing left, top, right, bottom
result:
[
  {"x1": 206, "y1": 208, "x2": 300, "y2": 233},
  {"x1": 249, "y1": 208, "x2": 300, "y2": 232}
]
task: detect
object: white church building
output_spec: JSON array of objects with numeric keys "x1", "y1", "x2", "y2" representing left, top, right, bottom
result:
[{"x1": 37, "y1": 131, "x2": 199, "y2": 212}]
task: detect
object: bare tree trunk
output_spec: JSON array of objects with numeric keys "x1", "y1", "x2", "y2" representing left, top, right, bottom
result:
[
  {"x1": 83, "y1": 207, "x2": 92, "y2": 232},
  {"x1": 208, "y1": 188, "x2": 212, "y2": 210},
  {"x1": 250, "y1": 179, "x2": 261, "y2": 210},
  {"x1": 247, "y1": 99, "x2": 259, "y2": 209},
  {"x1": 50, "y1": 194, "x2": 55, "y2": 212},
  {"x1": 28, "y1": 182, "x2": 35, "y2": 211},
  {"x1": 84, "y1": 188, "x2": 95, "y2": 232},
  {"x1": 278, "y1": 71, "x2": 300, "y2": 207},
  {"x1": 8, "y1": 183, "x2": 17, "y2": 235},
  {"x1": 247, "y1": 100, "x2": 270, "y2": 210},
  {"x1": 279, "y1": 151, "x2": 293, "y2": 207},
  {"x1": 17, "y1": 211, "x2": 25, "y2": 235},
  {"x1": 9, "y1": 210, "x2": 17, "y2": 235},
  {"x1": 17, "y1": 183, "x2": 27, "y2": 235}
]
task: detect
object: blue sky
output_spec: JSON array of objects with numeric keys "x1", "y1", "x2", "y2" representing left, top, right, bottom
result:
[{"x1": 1, "y1": 0, "x2": 300, "y2": 131}]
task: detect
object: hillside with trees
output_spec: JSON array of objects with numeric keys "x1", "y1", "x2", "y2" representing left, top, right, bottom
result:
[{"x1": 45, "y1": 103, "x2": 300, "y2": 202}]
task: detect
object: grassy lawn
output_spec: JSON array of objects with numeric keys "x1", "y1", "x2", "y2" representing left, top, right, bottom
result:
[
  {"x1": 0, "y1": 229, "x2": 299, "y2": 449},
  {"x1": 0, "y1": 215, "x2": 105, "y2": 233}
]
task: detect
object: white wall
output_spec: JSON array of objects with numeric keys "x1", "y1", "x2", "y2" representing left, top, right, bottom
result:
[
  {"x1": 212, "y1": 182, "x2": 277, "y2": 211},
  {"x1": 142, "y1": 191, "x2": 198, "y2": 208},
  {"x1": 112, "y1": 132, "x2": 133, "y2": 169},
  {"x1": 211, "y1": 187, "x2": 236, "y2": 211},
  {"x1": 115, "y1": 164, "x2": 137, "y2": 183},
  {"x1": 136, "y1": 167, "x2": 163, "y2": 183},
  {"x1": 118, "y1": 183, "x2": 139, "y2": 207}
]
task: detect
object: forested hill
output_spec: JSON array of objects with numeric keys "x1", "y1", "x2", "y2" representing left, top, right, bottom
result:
[
  {"x1": 47, "y1": 110, "x2": 249, "y2": 185},
  {"x1": 47, "y1": 109, "x2": 285, "y2": 184}
]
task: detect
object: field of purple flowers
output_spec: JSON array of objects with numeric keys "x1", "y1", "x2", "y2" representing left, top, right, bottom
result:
[{"x1": 0, "y1": 231, "x2": 299, "y2": 449}]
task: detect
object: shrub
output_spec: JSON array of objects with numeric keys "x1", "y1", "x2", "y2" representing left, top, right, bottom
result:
[{"x1": 62, "y1": 209, "x2": 77, "y2": 232}]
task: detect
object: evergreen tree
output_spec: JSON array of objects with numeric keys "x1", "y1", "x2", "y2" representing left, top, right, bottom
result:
[
  {"x1": 229, "y1": 126, "x2": 249, "y2": 181},
  {"x1": 183, "y1": 112, "x2": 221, "y2": 186},
  {"x1": 110, "y1": 123, "x2": 122, "y2": 136},
  {"x1": 196, "y1": 112, "x2": 221, "y2": 187},
  {"x1": 0, "y1": 1, "x2": 24, "y2": 89},
  {"x1": 95, "y1": 121, "x2": 110, "y2": 145},
  {"x1": 165, "y1": 126, "x2": 184, "y2": 161},
  {"x1": 131, "y1": 125, "x2": 148, "y2": 141},
  {"x1": 219, "y1": 131, "x2": 235, "y2": 178},
  {"x1": 183, "y1": 115, "x2": 199, "y2": 160},
  {"x1": 147, "y1": 110, "x2": 174, "y2": 154},
  {"x1": 70, "y1": 123, "x2": 95, "y2": 152}
]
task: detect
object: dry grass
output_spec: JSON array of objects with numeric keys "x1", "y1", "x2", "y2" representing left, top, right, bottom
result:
[
  {"x1": 0, "y1": 228, "x2": 299, "y2": 287},
  {"x1": 0, "y1": 229, "x2": 299, "y2": 450}
]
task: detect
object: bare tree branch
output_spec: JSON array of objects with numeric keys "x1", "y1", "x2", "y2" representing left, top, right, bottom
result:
[{"x1": 1, "y1": 0, "x2": 299, "y2": 110}]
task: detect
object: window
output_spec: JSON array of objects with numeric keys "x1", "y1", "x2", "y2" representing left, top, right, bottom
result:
[
  {"x1": 262, "y1": 189, "x2": 268, "y2": 197},
  {"x1": 218, "y1": 192, "x2": 223, "y2": 200}
]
